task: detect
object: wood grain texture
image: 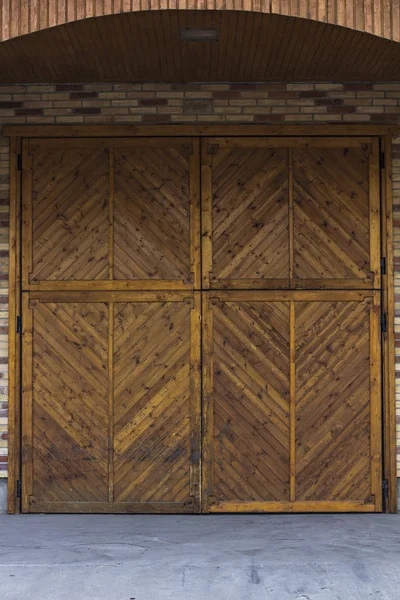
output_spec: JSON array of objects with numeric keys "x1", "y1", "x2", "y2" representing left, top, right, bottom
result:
[
  {"x1": 203, "y1": 137, "x2": 380, "y2": 290},
  {"x1": 113, "y1": 299, "x2": 195, "y2": 506},
  {"x1": 6, "y1": 125, "x2": 399, "y2": 138},
  {"x1": 203, "y1": 141, "x2": 289, "y2": 287},
  {"x1": 13, "y1": 127, "x2": 391, "y2": 513},
  {"x1": 22, "y1": 138, "x2": 199, "y2": 291},
  {"x1": 25, "y1": 300, "x2": 110, "y2": 507},
  {"x1": 7, "y1": 135, "x2": 21, "y2": 514},
  {"x1": 293, "y1": 144, "x2": 379, "y2": 287},
  {"x1": 28, "y1": 146, "x2": 109, "y2": 283},
  {"x1": 1, "y1": 10, "x2": 400, "y2": 83},
  {"x1": 1, "y1": 1, "x2": 400, "y2": 42},
  {"x1": 114, "y1": 143, "x2": 193, "y2": 284},
  {"x1": 380, "y1": 135, "x2": 397, "y2": 512},
  {"x1": 295, "y1": 298, "x2": 379, "y2": 504},
  {"x1": 202, "y1": 296, "x2": 291, "y2": 510},
  {"x1": 203, "y1": 291, "x2": 382, "y2": 513},
  {"x1": 22, "y1": 293, "x2": 200, "y2": 513}
]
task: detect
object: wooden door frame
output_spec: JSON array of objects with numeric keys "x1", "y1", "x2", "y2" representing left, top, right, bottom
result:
[{"x1": 4, "y1": 123, "x2": 398, "y2": 514}]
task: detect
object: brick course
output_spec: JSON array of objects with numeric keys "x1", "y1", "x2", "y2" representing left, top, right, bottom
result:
[{"x1": 0, "y1": 81, "x2": 399, "y2": 477}]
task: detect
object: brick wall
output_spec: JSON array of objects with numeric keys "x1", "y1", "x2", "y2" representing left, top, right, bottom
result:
[{"x1": 0, "y1": 81, "x2": 399, "y2": 477}]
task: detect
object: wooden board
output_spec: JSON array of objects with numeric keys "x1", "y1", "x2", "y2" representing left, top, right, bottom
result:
[
  {"x1": 22, "y1": 138, "x2": 200, "y2": 291},
  {"x1": 114, "y1": 140, "x2": 200, "y2": 286},
  {"x1": 202, "y1": 291, "x2": 382, "y2": 513},
  {"x1": 12, "y1": 127, "x2": 392, "y2": 514},
  {"x1": 202, "y1": 137, "x2": 381, "y2": 290},
  {"x1": 201, "y1": 139, "x2": 290, "y2": 289},
  {"x1": 293, "y1": 141, "x2": 380, "y2": 288},
  {"x1": 3, "y1": 1, "x2": 400, "y2": 43},
  {"x1": 2, "y1": 10, "x2": 400, "y2": 84},
  {"x1": 21, "y1": 292, "x2": 201, "y2": 513}
]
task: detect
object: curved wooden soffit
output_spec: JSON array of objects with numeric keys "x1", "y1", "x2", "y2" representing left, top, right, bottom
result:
[{"x1": 1, "y1": 0, "x2": 400, "y2": 43}]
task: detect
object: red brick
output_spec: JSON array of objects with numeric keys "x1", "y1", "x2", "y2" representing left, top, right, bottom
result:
[
  {"x1": 0, "y1": 101, "x2": 23, "y2": 108},
  {"x1": 72, "y1": 108, "x2": 102, "y2": 115},
  {"x1": 344, "y1": 83, "x2": 374, "y2": 91},
  {"x1": 327, "y1": 105, "x2": 356, "y2": 113},
  {"x1": 213, "y1": 91, "x2": 242, "y2": 99},
  {"x1": 139, "y1": 98, "x2": 168, "y2": 106},
  {"x1": 370, "y1": 113, "x2": 399, "y2": 121},
  {"x1": 56, "y1": 84, "x2": 84, "y2": 91},
  {"x1": 15, "y1": 108, "x2": 44, "y2": 115},
  {"x1": 254, "y1": 114, "x2": 284, "y2": 122},
  {"x1": 230, "y1": 83, "x2": 286, "y2": 91},
  {"x1": 143, "y1": 114, "x2": 171, "y2": 123},
  {"x1": 70, "y1": 92, "x2": 99, "y2": 99},
  {"x1": 316, "y1": 98, "x2": 344, "y2": 106},
  {"x1": 298, "y1": 91, "x2": 327, "y2": 98},
  {"x1": 268, "y1": 91, "x2": 298, "y2": 98}
]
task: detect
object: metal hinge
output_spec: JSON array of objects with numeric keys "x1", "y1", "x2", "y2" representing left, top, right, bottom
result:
[
  {"x1": 382, "y1": 479, "x2": 389, "y2": 501},
  {"x1": 16, "y1": 315, "x2": 22, "y2": 334},
  {"x1": 380, "y1": 257, "x2": 386, "y2": 275},
  {"x1": 380, "y1": 313, "x2": 387, "y2": 333},
  {"x1": 16, "y1": 480, "x2": 22, "y2": 498},
  {"x1": 17, "y1": 154, "x2": 22, "y2": 171},
  {"x1": 379, "y1": 151, "x2": 385, "y2": 169}
]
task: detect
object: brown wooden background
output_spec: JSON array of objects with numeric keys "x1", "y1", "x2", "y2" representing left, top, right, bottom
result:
[
  {"x1": 2, "y1": 0, "x2": 400, "y2": 43},
  {"x1": 7, "y1": 124, "x2": 396, "y2": 512}
]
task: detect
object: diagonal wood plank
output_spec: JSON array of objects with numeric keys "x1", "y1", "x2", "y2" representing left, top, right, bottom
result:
[
  {"x1": 210, "y1": 146, "x2": 289, "y2": 282},
  {"x1": 206, "y1": 299, "x2": 290, "y2": 504},
  {"x1": 114, "y1": 145, "x2": 192, "y2": 282},
  {"x1": 113, "y1": 300, "x2": 194, "y2": 505},
  {"x1": 293, "y1": 146, "x2": 371, "y2": 281},
  {"x1": 31, "y1": 148, "x2": 109, "y2": 282},
  {"x1": 31, "y1": 302, "x2": 109, "y2": 503},
  {"x1": 295, "y1": 300, "x2": 373, "y2": 502}
]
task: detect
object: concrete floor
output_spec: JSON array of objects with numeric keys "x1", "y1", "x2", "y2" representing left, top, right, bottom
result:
[{"x1": 0, "y1": 515, "x2": 399, "y2": 600}]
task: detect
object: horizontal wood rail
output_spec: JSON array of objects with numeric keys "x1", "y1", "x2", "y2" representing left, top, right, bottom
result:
[
  {"x1": 1, "y1": 1, "x2": 400, "y2": 43},
  {"x1": 3, "y1": 124, "x2": 400, "y2": 138}
]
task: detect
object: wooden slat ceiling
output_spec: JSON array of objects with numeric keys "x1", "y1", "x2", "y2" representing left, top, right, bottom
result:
[
  {"x1": 1, "y1": 0, "x2": 400, "y2": 43},
  {"x1": 0, "y1": 10, "x2": 400, "y2": 83}
]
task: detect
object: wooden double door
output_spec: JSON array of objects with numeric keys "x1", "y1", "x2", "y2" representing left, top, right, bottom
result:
[{"x1": 21, "y1": 135, "x2": 383, "y2": 513}]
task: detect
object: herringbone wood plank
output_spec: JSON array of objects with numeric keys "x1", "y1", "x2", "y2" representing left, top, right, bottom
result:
[
  {"x1": 209, "y1": 300, "x2": 290, "y2": 503},
  {"x1": 210, "y1": 147, "x2": 289, "y2": 281},
  {"x1": 293, "y1": 147, "x2": 371, "y2": 281},
  {"x1": 31, "y1": 302, "x2": 109, "y2": 502},
  {"x1": 114, "y1": 146, "x2": 192, "y2": 282},
  {"x1": 295, "y1": 300, "x2": 372, "y2": 502},
  {"x1": 31, "y1": 149, "x2": 109, "y2": 281},
  {"x1": 113, "y1": 301, "x2": 193, "y2": 504}
]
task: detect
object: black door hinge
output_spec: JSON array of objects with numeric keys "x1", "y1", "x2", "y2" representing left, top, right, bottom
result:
[
  {"x1": 17, "y1": 154, "x2": 22, "y2": 171},
  {"x1": 379, "y1": 151, "x2": 385, "y2": 169},
  {"x1": 380, "y1": 257, "x2": 386, "y2": 275},
  {"x1": 16, "y1": 315, "x2": 22, "y2": 334},
  {"x1": 382, "y1": 479, "x2": 389, "y2": 501},
  {"x1": 381, "y1": 313, "x2": 387, "y2": 333},
  {"x1": 16, "y1": 480, "x2": 22, "y2": 498}
]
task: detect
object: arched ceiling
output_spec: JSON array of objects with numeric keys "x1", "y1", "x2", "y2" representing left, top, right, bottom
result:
[
  {"x1": 1, "y1": 0, "x2": 400, "y2": 43},
  {"x1": 0, "y1": 10, "x2": 399, "y2": 83}
]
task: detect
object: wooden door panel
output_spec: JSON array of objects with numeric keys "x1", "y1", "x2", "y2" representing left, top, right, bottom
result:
[
  {"x1": 202, "y1": 294, "x2": 291, "y2": 511},
  {"x1": 24, "y1": 145, "x2": 109, "y2": 286},
  {"x1": 295, "y1": 298, "x2": 380, "y2": 504},
  {"x1": 201, "y1": 137, "x2": 380, "y2": 290},
  {"x1": 113, "y1": 298, "x2": 198, "y2": 506},
  {"x1": 293, "y1": 143, "x2": 379, "y2": 287},
  {"x1": 202, "y1": 291, "x2": 382, "y2": 513},
  {"x1": 202, "y1": 139, "x2": 290, "y2": 289},
  {"x1": 22, "y1": 292, "x2": 201, "y2": 513},
  {"x1": 114, "y1": 140, "x2": 200, "y2": 287},
  {"x1": 22, "y1": 296, "x2": 110, "y2": 510},
  {"x1": 22, "y1": 138, "x2": 200, "y2": 291}
]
